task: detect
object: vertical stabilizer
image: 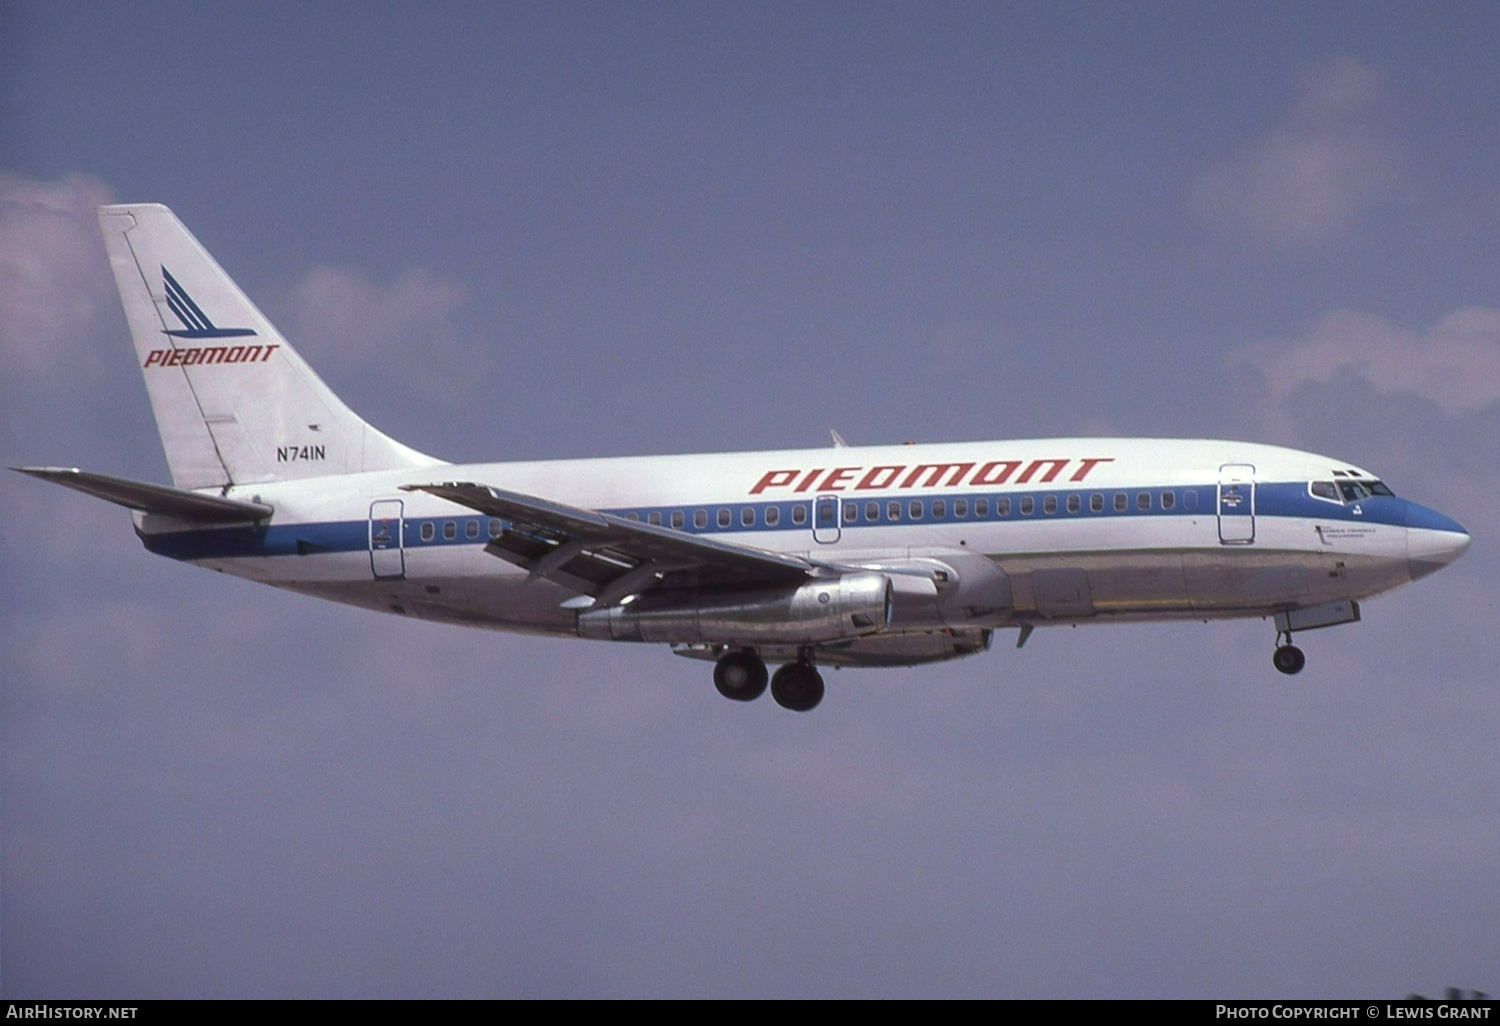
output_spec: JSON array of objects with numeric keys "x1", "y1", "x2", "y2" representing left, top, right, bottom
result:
[{"x1": 98, "y1": 204, "x2": 442, "y2": 489}]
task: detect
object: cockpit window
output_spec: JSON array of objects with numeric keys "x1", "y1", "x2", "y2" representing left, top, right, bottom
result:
[{"x1": 1312, "y1": 479, "x2": 1394, "y2": 503}]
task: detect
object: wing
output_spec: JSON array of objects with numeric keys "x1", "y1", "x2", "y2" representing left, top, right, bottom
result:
[{"x1": 403, "y1": 482, "x2": 816, "y2": 606}]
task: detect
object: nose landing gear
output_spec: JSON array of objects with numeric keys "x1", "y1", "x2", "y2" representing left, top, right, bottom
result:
[{"x1": 1272, "y1": 630, "x2": 1306, "y2": 675}]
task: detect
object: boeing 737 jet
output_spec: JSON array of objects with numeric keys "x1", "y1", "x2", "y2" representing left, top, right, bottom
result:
[{"x1": 16, "y1": 205, "x2": 1472, "y2": 711}]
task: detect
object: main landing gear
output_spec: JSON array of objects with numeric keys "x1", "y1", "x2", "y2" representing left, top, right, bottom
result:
[
  {"x1": 713, "y1": 649, "x2": 768, "y2": 702},
  {"x1": 712, "y1": 649, "x2": 824, "y2": 711},
  {"x1": 1273, "y1": 630, "x2": 1306, "y2": 675}
]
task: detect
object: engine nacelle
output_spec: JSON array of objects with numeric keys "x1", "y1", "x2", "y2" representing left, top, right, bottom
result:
[{"x1": 576, "y1": 572, "x2": 893, "y2": 645}]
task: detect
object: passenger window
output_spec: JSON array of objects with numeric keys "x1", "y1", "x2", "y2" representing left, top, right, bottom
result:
[
  {"x1": 997, "y1": 497, "x2": 1011, "y2": 516},
  {"x1": 421, "y1": 522, "x2": 434, "y2": 542},
  {"x1": 1090, "y1": 494, "x2": 1103, "y2": 513},
  {"x1": 844, "y1": 501, "x2": 858, "y2": 522},
  {"x1": 954, "y1": 498, "x2": 968, "y2": 518},
  {"x1": 443, "y1": 521, "x2": 457, "y2": 540},
  {"x1": 670, "y1": 511, "x2": 684, "y2": 529},
  {"x1": 648, "y1": 511, "x2": 662, "y2": 526},
  {"x1": 1043, "y1": 495, "x2": 1057, "y2": 514},
  {"x1": 909, "y1": 500, "x2": 923, "y2": 520},
  {"x1": 865, "y1": 501, "x2": 879, "y2": 521},
  {"x1": 717, "y1": 509, "x2": 731, "y2": 528},
  {"x1": 932, "y1": 499, "x2": 947, "y2": 518},
  {"x1": 1184, "y1": 489, "x2": 1199, "y2": 511},
  {"x1": 765, "y1": 506, "x2": 780, "y2": 526},
  {"x1": 1137, "y1": 492, "x2": 1150, "y2": 511},
  {"x1": 1066, "y1": 495, "x2": 1080, "y2": 514},
  {"x1": 741, "y1": 507, "x2": 755, "y2": 527},
  {"x1": 1161, "y1": 491, "x2": 1175, "y2": 511},
  {"x1": 694, "y1": 510, "x2": 707, "y2": 528},
  {"x1": 791, "y1": 504, "x2": 807, "y2": 525},
  {"x1": 1114, "y1": 493, "x2": 1127, "y2": 512},
  {"x1": 488, "y1": 518, "x2": 502, "y2": 539},
  {"x1": 466, "y1": 520, "x2": 480, "y2": 539},
  {"x1": 975, "y1": 498, "x2": 990, "y2": 517},
  {"x1": 887, "y1": 501, "x2": 901, "y2": 521},
  {"x1": 1020, "y1": 496, "x2": 1034, "y2": 515},
  {"x1": 627, "y1": 512, "x2": 640, "y2": 521}
]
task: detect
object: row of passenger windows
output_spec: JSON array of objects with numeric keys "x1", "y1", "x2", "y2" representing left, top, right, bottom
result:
[
  {"x1": 637, "y1": 507, "x2": 797, "y2": 529},
  {"x1": 408, "y1": 490, "x2": 1194, "y2": 543},
  {"x1": 620, "y1": 489, "x2": 1193, "y2": 529},
  {"x1": 834, "y1": 490, "x2": 1184, "y2": 522},
  {"x1": 417, "y1": 518, "x2": 503, "y2": 542}
]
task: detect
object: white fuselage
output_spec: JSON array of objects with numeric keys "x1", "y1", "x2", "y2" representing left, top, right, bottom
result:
[{"x1": 134, "y1": 437, "x2": 1467, "y2": 648}]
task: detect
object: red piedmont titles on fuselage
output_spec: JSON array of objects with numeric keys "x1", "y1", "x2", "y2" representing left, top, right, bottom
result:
[{"x1": 747, "y1": 458, "x2": 1115, "y2": 495}]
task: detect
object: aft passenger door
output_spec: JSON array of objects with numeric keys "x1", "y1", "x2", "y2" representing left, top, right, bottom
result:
[
  {"x1": 1217, "y1": 464, "x2": 1255, "y2": 545},
  {"x1": 369, "y1": 499, "x2": 406, "y2": 578}
]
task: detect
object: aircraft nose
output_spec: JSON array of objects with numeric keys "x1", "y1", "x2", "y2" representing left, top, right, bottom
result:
[{"x1": 1405, "y1": 501, "x2": 1471, "y2": 581}]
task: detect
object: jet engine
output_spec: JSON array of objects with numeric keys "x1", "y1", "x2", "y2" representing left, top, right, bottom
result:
[{"x1": 576, "y1": 571, "x2": 893, "y2": 644}]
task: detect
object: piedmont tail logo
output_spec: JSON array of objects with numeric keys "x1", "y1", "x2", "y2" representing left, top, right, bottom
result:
[
  {"x1": 145, "y1": 266, "x2": 279, "y2": 369},
  {"x1": 161, "y1": 267, "x2": 254, "y2": 338}
]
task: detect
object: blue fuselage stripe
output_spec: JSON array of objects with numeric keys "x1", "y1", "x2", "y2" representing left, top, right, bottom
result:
[{"x1": 139, "y1": 482, "x2": 1410, "y2": 562}]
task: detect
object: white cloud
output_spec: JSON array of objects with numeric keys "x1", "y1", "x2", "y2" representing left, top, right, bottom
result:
[
  {"x1": 0, "y1": 173, "x2": 118, "y2": 379},
  {"x1": 1191, "y1": 57, "x2": 1405, "y2": 248},
  {"x1": 1235, "y1": 306, "x2": 1500, "y2": 418},
  {"x1": 282, "y1": 266, "x2": 467, "y2": 353},
  {"x1": 277, "y1": 265, "x2": 475, "y2": 396}
]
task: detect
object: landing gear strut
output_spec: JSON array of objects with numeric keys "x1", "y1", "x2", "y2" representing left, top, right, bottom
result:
[
  {"x1": 713, "y1": 649, "x2": 768, "y2": 702},
  {"x1": 771, "y1": 656, "x2": 824, "y2": 712},
  {"x1": 1272, "y1": 630, "x2": 1306, "y2": 675}
]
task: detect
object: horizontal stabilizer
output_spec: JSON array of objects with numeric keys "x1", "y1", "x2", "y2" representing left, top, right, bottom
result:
[{"x1": 13, "y1": 467, "x2": 273, "y2": 522}]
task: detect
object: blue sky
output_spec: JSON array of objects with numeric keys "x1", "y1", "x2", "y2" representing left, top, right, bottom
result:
[{"x1": 3, "y1": 2, "x2": 1497, "y2": 997}]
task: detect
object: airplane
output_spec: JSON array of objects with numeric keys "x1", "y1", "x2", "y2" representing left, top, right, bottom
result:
[{"x1": 14, "y1": 204, "x2": 1472, "y2": 711}]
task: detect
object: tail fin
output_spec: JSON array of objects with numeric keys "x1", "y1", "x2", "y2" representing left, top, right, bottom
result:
[{"x1": 98, "y1": 204, "x2": 442, "y2": 489}]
